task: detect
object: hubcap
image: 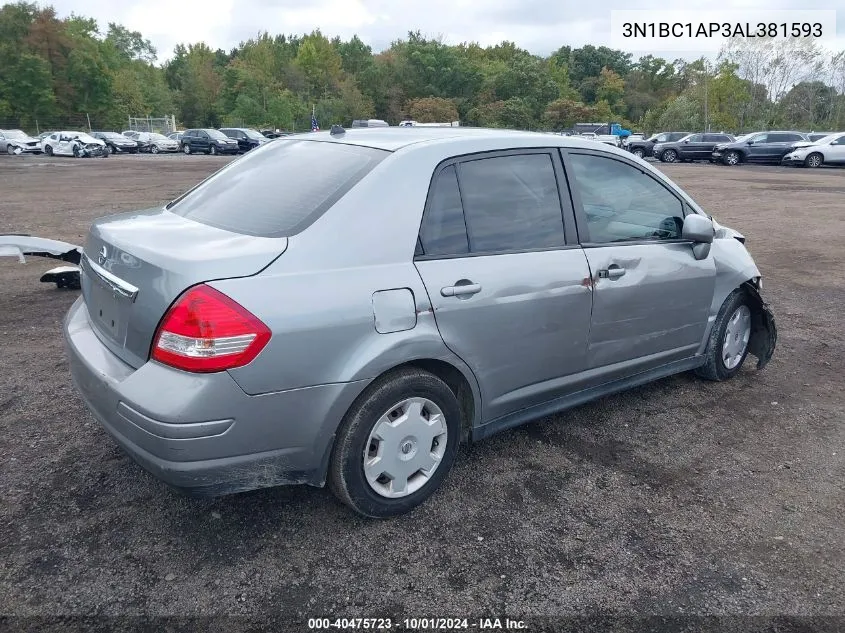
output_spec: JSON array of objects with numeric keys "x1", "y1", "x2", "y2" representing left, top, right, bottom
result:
[
  {"x1": 363, "y1": 397, "x2": 448, "y2": 499},
  {"x1": 665, "y1": 151, "x2": 676, "y2": 162},
  {"x1": 808, "y1": 155, "x2": 821, "y2": 167},
  {"x1": 634, "y1": 149, "x2": 643, "y2": 157},
  {"x1": 722, "y1": 305, "x2": 752, "y2": 370},
  {"x1": 726, "y1": 152, "x2": 738, "y2": 165}
]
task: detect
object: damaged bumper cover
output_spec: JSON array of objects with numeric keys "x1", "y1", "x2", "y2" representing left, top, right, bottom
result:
[
  {"x1": 0, "y1": 234, "x2": 82, "y2": 288},
  {"x1": 745, "y1": 282, "x2": 777, "y2": 370}
]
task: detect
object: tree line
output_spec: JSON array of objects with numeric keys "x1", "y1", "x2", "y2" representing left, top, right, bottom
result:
[{"x1": 2, "y1": 1, "x2": 844, "y2": 134}]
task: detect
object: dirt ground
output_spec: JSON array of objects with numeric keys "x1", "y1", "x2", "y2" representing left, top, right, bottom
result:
[{"x1": 0, "y1": 152, "x2": 843, "y2": 630}]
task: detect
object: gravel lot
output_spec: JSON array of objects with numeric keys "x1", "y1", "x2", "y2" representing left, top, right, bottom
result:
[{"x1": 0, "y1": 153, "x2": 843, "y2": 630}]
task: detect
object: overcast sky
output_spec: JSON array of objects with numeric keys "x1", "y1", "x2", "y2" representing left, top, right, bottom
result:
[{"x1": 41, "y1": 0, "x2": 844, "y2": 63}]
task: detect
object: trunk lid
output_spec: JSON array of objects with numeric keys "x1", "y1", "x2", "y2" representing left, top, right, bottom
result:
[{"x1": 81, "y1": 207, "x2": 287, "y2": 368}]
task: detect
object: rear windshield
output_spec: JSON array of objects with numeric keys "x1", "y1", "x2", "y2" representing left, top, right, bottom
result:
[{"x1": 167, "y1": 139, "x2": 388, "y2": 238}]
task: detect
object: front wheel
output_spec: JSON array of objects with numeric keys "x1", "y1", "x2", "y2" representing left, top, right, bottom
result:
[
  {"x1": 695, "y1": 289, "x2": 753, "y2": 381},
  {"x1": 632, "y1": 148, "x2": 644, "y2": 158},
  {"x1": 150, "y1": 145, "x2": 160, "y2": 154},
  {"x1": 6, "y1": 145, "x2": 16, "y2": 155},
  {"x1": 804, "y1": 152, "x2": 823, "y2": 168},
  {"x1": 45, "y1": 145, "x2": 53, "y2": 156},
  {"x1": 209, "y1": 145, "x2": 218, "y2": 156},
  {"x1": 662, "y1": 149, "x2": 678, "y2": 163},
  {"x1": 329, "y1": 368, "x2": 461, "y2": 518},
  {"x1": 183, "y1": 144, "x2": 191, "y2": 154},
  {"x1": 723, "y1": 150, "x2": 740, "y2": 166}
]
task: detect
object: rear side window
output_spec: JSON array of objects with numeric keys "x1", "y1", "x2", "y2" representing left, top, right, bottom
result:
[
  {"x1": 458, "y1": 154, "x2": 565, "y2": 253},
  {"x1": 167, "y1": 140, "x2": 387, "y2": 238},
  {"x1": 420, "y1": 165, "x2": 469, "y2": 256}
]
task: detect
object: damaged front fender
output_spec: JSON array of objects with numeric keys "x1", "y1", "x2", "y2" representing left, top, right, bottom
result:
[{"x1": 744, "y1": 281, "x2": 777, "y2": 370}]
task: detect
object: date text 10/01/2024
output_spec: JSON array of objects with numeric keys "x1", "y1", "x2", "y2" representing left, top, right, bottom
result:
[
  {"x1": 621, "y1": 22, "x2": 823, "y2": 38},
  {"x1": 307, "y1": 618, "x2": 528, "y2": 630}
]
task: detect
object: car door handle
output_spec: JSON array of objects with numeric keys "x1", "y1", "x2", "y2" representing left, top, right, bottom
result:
[
  {"x1": 441, "y1": 283, "x2": 482, "y2": 297},
  {"x1": 597, "y1": 266, "x2": 626, "y2": 280}
]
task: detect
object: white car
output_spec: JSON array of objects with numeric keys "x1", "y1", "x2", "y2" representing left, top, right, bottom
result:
[
  {"x1": 122, "y1": 131, "x2": 181, "y2": 153},
  {"x1": 781, "y1": 132, "x2": 845, "y2": 168},
  {"x1": 0, "y1": 129, "x2": 43, "y2": 154},
  {"x1": 40, "y1": 132, "x2": 108, "y2": 158}
]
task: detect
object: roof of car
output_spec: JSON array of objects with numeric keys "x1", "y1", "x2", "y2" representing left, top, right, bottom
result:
[{"x1": 297, "y1": 126, "x2": 623, "y2": 152}]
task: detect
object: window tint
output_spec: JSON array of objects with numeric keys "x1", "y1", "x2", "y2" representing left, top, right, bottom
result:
[
  {"x1": 419, "y1": 165, "x2": 469, "y2": 256},
  {"x1": 703, "y1": 134, "x2": 723, "y2": 142},
  {"x1": 457, "y1": 153, "x2": 565, "y2": 253},
  {"x1": 750, "y1": 133, "x2": 768, "y2": 143},
  {"x1": 568, "y1": 154, "x2": 684, "y2": 244},
  {"x1": 168, "y1": 140, "x2": 387, "y2": 238},
  {"x1": 669, "y1": 133, "x2": 687, "y2": 141},
  {"x1": 685, "y1": 134, "x2": 702, "y2": 142},
  {"x1": 832, "y1": 136, "x2": 845, "y2": 146},
  {"x1": 654, "y1": 134, "x2": 669, "y2": 142}
]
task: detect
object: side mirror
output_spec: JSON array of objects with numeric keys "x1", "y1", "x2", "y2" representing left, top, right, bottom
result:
[
  {"x1": 683, "y1": 139, "x2": 690, "y2": 143},
  {"x1": 746, "y1": 140, "x2": 755, "y2": 145},
  {"x1": 683, "y1": 214, "x2": 714, "y2": 260}
]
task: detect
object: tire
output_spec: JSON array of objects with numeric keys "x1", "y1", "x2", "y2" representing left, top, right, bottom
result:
[
  {"x1": 151, "y1": 145, "x2": 160, "y2": 154},
  {"x1": 632, "y1": 148, "x2": 644, "y2": 158},
  {"x1": 662, "y1": 149, "x2": 678, "y2": 163},
  {"x1": 695, "y1": 289, "x2": 753, "y2": 382},
  {"x1": 6, "y1": 145, "x2": 16, "y2": 155},
  {"x1": 72, "y1": 145, "x2": 80, "y2": 158},
  {"x1": 723, "y1": 150, "x2": 740, "y2": 166},
  {"x1": 329, "y1": 368, "x2": 462, "y2": 518},
  {"x1": 209, "y1": 145, "x2": 218, "y2": 156},
  {"x1": 183, "y1": 144, "x2": 191, "y2": 155},
  {"x1": 804, "y1": 152, "x2": 823, "y2": 168},
  {"x1": 45, "y1": 145, "x2": 53, "y2": 156},
  {"x1": 105, "y1": 145, "x2": 113, "y2": 155}
]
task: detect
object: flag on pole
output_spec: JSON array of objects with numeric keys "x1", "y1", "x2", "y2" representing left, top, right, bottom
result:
[{"x1": 311, "y1": 107, "x2": 319, "y2": 132}]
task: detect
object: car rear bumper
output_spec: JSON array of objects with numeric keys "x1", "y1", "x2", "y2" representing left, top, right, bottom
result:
[{"x1": 63, "y1": 296, "x2": 369, "y2": 496}]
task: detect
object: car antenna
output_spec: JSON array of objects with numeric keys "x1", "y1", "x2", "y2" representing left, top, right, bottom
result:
[{"x1": 330, "y1": 124, "x2": 345, "y2": 136}]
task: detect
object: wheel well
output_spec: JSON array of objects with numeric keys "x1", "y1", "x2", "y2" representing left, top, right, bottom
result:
[{"x1": 394, "y1": 359, "x2": 476, "y2": 443}]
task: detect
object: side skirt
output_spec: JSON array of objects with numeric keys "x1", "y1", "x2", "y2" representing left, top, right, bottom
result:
[{"x1": 472, "y1": 356, "x2": 705, "y2": 442}]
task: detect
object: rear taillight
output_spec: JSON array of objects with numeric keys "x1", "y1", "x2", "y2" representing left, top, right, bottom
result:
[{"x1": 151, "y1": 284, "x2": 270, "y2": 373}]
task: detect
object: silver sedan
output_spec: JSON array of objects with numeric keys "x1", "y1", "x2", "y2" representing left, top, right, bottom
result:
[{"x1": 64, "y1": 128, "x2": 777, "y2": 518}]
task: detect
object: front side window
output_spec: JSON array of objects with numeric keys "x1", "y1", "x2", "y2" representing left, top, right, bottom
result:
[
  {"x1": 167, "y1": 140, "x2": 388, "y2": 238},
  {"x1": 568, "y1": 153, "x2": 684, "y2": 244},
  {"x1": 684, "y1": 134, "x2": 702, "y2": 142},
  {"x1": 458, "y1": 153, "x2": 565, "y2": 253}
]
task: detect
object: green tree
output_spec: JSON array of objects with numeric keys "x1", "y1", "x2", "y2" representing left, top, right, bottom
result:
[{"x1": 405, "y1": 97, "x2": 458, "y2": 122}]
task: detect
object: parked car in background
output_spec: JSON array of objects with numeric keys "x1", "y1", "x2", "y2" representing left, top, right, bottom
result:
[
  {"x1": 63, "y1": 128, "x2": 776, "y2": 518},
  {"x1": 621, "y1": 133, "x2": 644, "y2": 149},
  {"x1": 122, "y1": 131, "x2": 179, "y2": 153},
  {"x1": 91, "y1": 131, "x2": 139, "y2": 154},
  {"x1": 654, "y1": 132, "x2": 735, "y2": 163},
  {"x1": 580, "y1": 132, "x2": 621, "y2": 147},
  {"x1": 219, "y1": 128, "x2": 269, "y2": 152},
  {"x1": 167, "y1": 132, "x2": 185, "y2": 142},
  {"x1": 626, "y1": 132, "x2": 690, "y2": 158},
  {"x1": 180, "y1": 128, "x2": 240, "y2": 155},
  {"x1": 807, "y1": 132, "x2": 835, "y2": 142},
  {"x1": 0, "y1": 129, "x2": 42, "y2": 154},
  {"x1": 121, "y1": 131, "x2": 151, "y2": 152},
  {"x1": 712, "y1": 131, "x2": 809, "y2": 166},
  {"x1": 782, "y1": 132, "x2": 845, "y2": 168},
  {"x1": 40, "y1": 131, "x2": 108, "y2": 157},
  {"x1": 351, "y1": 119, "x2": 389, "y2": 128}
]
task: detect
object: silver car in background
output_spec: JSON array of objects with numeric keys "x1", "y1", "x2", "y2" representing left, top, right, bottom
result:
[
  {"x1": 64, "y1": 128, "x2": 777, "y2": 518},
  {"x1": 0, "y1": 129, "x2": 42, "y2": 154}
]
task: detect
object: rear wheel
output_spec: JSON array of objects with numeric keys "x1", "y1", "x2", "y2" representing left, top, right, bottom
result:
[
  {"x1": 804, "y1": 152, "x2": 823, "y2": 168},
  {"x1": 329, "y1": 368, "x2": 461, "y2": 518},
  {"x1": 662, "y1": 149, "x2": 678, "y2": 163},
  {"x1": 695, "y1": 289, "x2": 753, "y2": 381},
  {"x1": 723, "y1": 150, "x2": 740, "y2": 166}
]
